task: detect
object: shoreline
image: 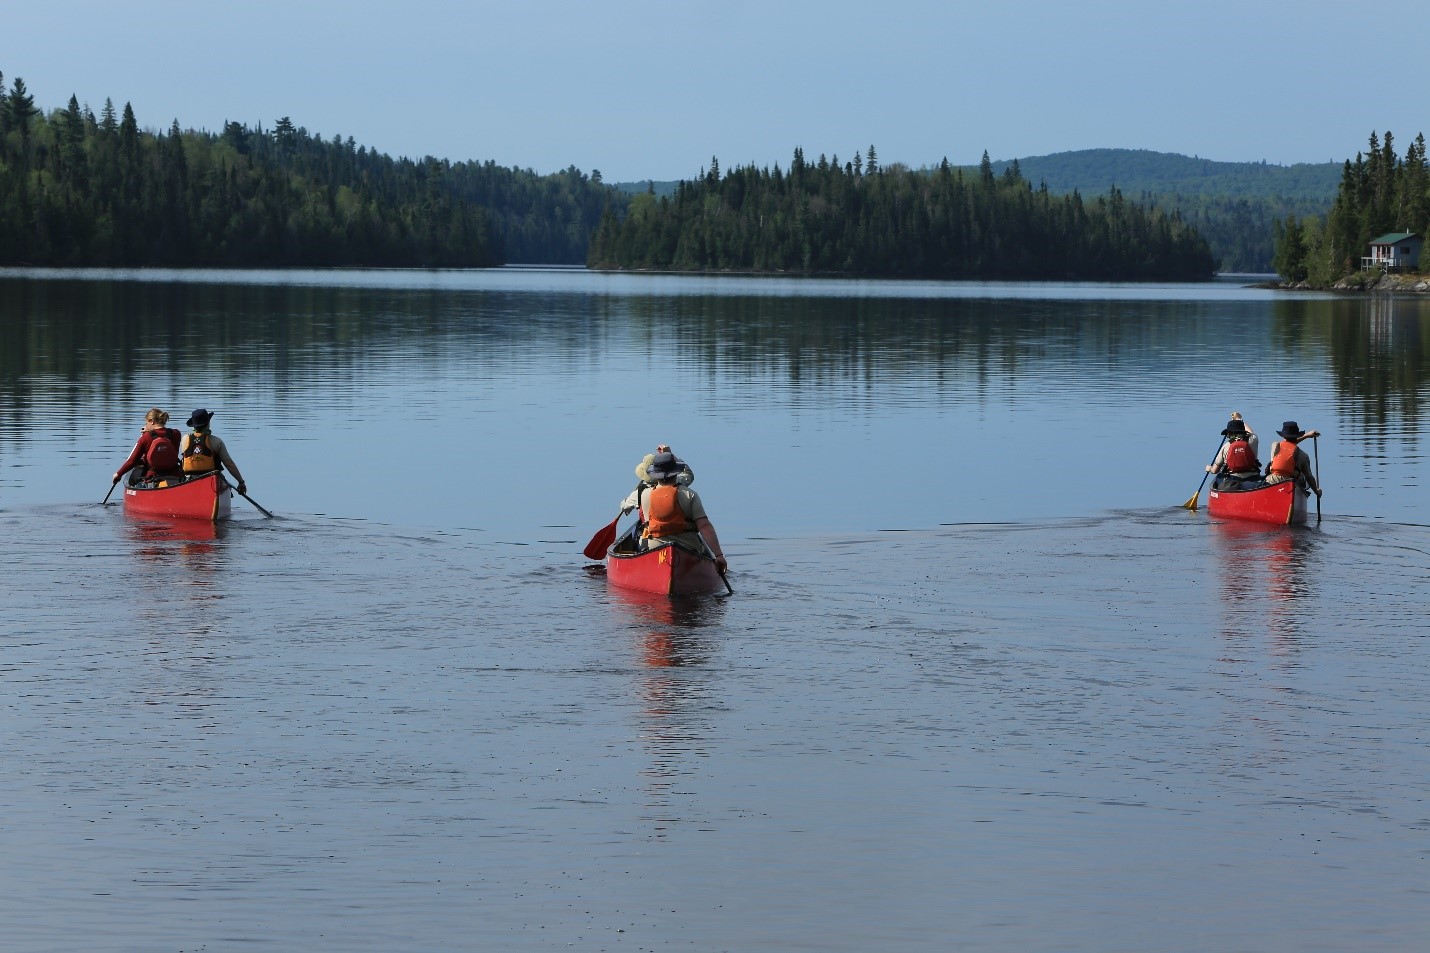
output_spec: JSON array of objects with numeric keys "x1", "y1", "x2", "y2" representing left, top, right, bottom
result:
[{"x1": 1255, "y1": 273, "x2": 1430, "y2": 293}]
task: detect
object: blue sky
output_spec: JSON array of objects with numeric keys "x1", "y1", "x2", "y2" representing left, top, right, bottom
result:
[{"x1": 4, "y1": 0, "x2": 1422, "y2": 182}]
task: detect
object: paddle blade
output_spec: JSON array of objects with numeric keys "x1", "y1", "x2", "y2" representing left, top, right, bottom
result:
[
  {"x1": 1181, "y1": 493, "x2": 1199, "y2": 511},
  {"x1": 583, "y1": 517, "x2": 620, "y2": 560}
]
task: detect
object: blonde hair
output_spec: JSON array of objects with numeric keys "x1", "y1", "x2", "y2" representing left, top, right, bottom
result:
[{"x1": 145, "y1": 408, "x2": 170, "y2": 426}]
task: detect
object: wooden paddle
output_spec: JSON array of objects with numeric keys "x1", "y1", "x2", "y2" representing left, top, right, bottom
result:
[
  {"x1": 583, "y1": 513, "x2": 622, "y2": 560},
  {"x1": 1181, "y1": 437, "x2": 1226, "y2": 510},
  {"x1": 1312, "y1": 435, "x2": 1321, "y2": 523}
]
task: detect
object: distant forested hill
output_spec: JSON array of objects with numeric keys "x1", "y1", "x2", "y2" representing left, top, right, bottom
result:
[
  {"x1": 617, "y1": 150, "x2": 1342, "y2": 273},
  {"x1": 981, "y1": 149, "x2": 1340, "y2": 200},
  {"x1": 982, "y1": 150, "x2": 1340, "y2": 273}
]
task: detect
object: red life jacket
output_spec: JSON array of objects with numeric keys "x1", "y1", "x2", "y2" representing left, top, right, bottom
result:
[
  {"x1": 642, "y1": 485, "x2": 693, "y2": 538},
  {"x1": 144, "y1": 428, "x2": 181, "y2": 473},
  {"x1": 1224, "y1": 439, "x2": 1259, "y2": 473},
  {"x1": 1268, "y1": 440, "x2": 1299, "y2": 477}
]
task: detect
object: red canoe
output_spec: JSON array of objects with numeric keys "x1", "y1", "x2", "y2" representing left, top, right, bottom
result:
[
  {"x1": 1207, "y1": 480, "x2": 1308, "y2": 525},
  {"x1": 123, "y1": 471, "x2": 233, "y2": 521},
  {"x1": 606, "y1": 528, "x2": 724, "y2": 595}
]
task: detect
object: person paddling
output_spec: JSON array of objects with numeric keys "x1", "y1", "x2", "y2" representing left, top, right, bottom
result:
[
  {"x1": 177, "y1": 408, "x2": 248, "y2": 496},
  {"x1": 112, "y1": 408, "x2": 184, "y2": 488},
  {"x1": 1263, "y1": 420, "x2": 1321, "y2": 499},
  {"x1": 1206, "y1": 414, "x2": 1262, "y2": 490},
  {"x1": 628, "y1": 451, "x2": 727, "y2": 574}
]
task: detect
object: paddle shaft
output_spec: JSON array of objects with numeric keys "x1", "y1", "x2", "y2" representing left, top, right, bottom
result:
[
  {"x1": 1312, "y1": 435, "x2": 1321, "y2": 522},
  {"x1": 1184, "y1": 437, "x2": 1226, "y2": 508},
  {"x1": 102, "y1": 481, "x2": 119, "y2": 505},
  {"x1": 232, "y1": 482, "x2": 274, "y2": 518},
  {"x1": 695, "y1": 529, "x2": 733, "y2": 595}
]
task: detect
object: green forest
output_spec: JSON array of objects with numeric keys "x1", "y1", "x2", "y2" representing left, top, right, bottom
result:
[
  {"x1": 0, "y1": 71, "x2": 616, "y2": 267},
  {"x1": 983, "y1": 150, "x2": 1343, "y2": 274},
  {"x1": 617, "y1": 150, "x2": 1343, "y2": 273},
  {"x1": 1271, "y1": 131, "x2": 1429, "y2": 285},
  {"x1": 590, "y1": 149, "x2": 1216, "y2": 281},
  {"x1": 3, "y1": 66, "x2": 1382, "y2": 280}
]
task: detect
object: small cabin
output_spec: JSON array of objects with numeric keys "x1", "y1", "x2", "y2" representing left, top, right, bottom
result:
[{"x1": 1362, "y1": 232, "x2": 1423, "y2": 272}]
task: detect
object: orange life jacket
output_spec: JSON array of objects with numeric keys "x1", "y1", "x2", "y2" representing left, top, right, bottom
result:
[
  {"x1": 1224, "y1": 439, "x2": 1259, "y2": 474},
  {"x1": 641, "y1": 485, "x2": 693, "y2": 538},
  {"x1": 1268, "y1": 440, "x2": 1299, "y2": 477}
]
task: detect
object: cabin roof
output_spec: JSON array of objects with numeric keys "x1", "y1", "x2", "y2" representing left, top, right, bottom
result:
[{"x1": 1368, "y1": 231, "x2": 1422, "y2": 246}]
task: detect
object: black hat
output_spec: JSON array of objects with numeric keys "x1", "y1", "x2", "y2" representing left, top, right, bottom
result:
[
  {"x1": 186, "y1": 408, "x2": 214, "y2": 428},
  {"x1": 1221, "y1": 419, "x2": 1248, "y2": 436},
  {"x1": 645, "y1": 451, "x2": 681, "y2": 482},
  {"x1": 1277, "y1": 420, "x2": 1304, "y2": 440}
]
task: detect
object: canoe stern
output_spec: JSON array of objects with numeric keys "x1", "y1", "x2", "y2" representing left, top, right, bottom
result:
[
  {"x1": 1207, "y1": 481, "x2": 1308, "y2": 526},
  {"x1": 123, "y1": 472, "x2": 233, "y2": 521},
  {"x1": 606, "y1": 539, "x2": 723, "y2": 596}
]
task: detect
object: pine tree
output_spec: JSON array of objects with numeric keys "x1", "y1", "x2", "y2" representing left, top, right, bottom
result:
[
  {"x1": 5, "y1": 76, "x2": 38, "y2": 148},
  {"x1": 1272, "y1": 214, "x2": 1307, "y2": 281},
  {"x1": 59, "y1": 95, "x2": 85, "y2": 172},
  {"x1": 1396, "y1": 133, "x2": 1428, "y2": 237}
]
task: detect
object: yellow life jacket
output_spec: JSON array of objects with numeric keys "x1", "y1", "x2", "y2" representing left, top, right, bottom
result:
[
  {"x1": 182, "y1": 430, "x2": 218, "y2": 474},
  {"x1": 641, "y1": 485, "x2": 693, "y2": 538}
]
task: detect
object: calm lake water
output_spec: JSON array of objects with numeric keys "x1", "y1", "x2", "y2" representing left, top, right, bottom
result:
[{"x1": 2, "y1": 268, "x2": 1428, "y2": 952}]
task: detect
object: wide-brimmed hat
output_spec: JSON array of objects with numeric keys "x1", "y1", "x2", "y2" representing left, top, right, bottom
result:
[
  {"x1": 1221, "y1": 419, "x2": 1248, "y2": 436},
  {"x1": 644, "y1": 451, "x2": 681, "y2": 482},
  {"x1": 1277, "y1": 420, "x2": 1304, "y2": 440},
  {"x1": 186, "y1": 408, "x2": 214, "y2": 428}
]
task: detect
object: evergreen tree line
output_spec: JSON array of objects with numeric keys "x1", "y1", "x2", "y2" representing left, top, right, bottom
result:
[
  {"x1": 588, "y1": 148, "x2": 1216, "y2": 281},
  {"x1": 982, "y1": 149, "x2": 1343, "y2": 272},
  {"x1": 619, "y1": 158, "x2": 1341, "y2": 273},
  {"x1": 1272, "y1": 131, "x2": 1429, "y2": 284},
  {"x1": 0, "y1": 71, "x2": 621, "y2": 267},
  {"x1": 1160, "y1": 193, "x2": 1333, "y2": 274}
]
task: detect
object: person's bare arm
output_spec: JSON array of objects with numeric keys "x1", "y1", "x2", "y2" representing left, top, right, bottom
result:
[{"x1": 695, "y1": 517, "x2": 727, "y2": 573}]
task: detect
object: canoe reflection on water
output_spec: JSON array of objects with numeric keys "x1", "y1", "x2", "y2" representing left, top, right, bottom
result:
[
  {"x1": 1210, "y1": 518, "x2": 1322, "y2": 655},
  {"x1": 604, "y1": 585, "x2": 729, "y2": 832},
  {"x1": 124, "y1": 514, "x2": 226, "y2": 544},
  {"x1": 117, "y1": 516, "x2": 231, "y2": 634},
  {"x1": 606, "y1": 584, "x2": 726, "y2": 668},
  {"x1": 123, "y1": 514, "x2": 229, "y2": 583}
]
